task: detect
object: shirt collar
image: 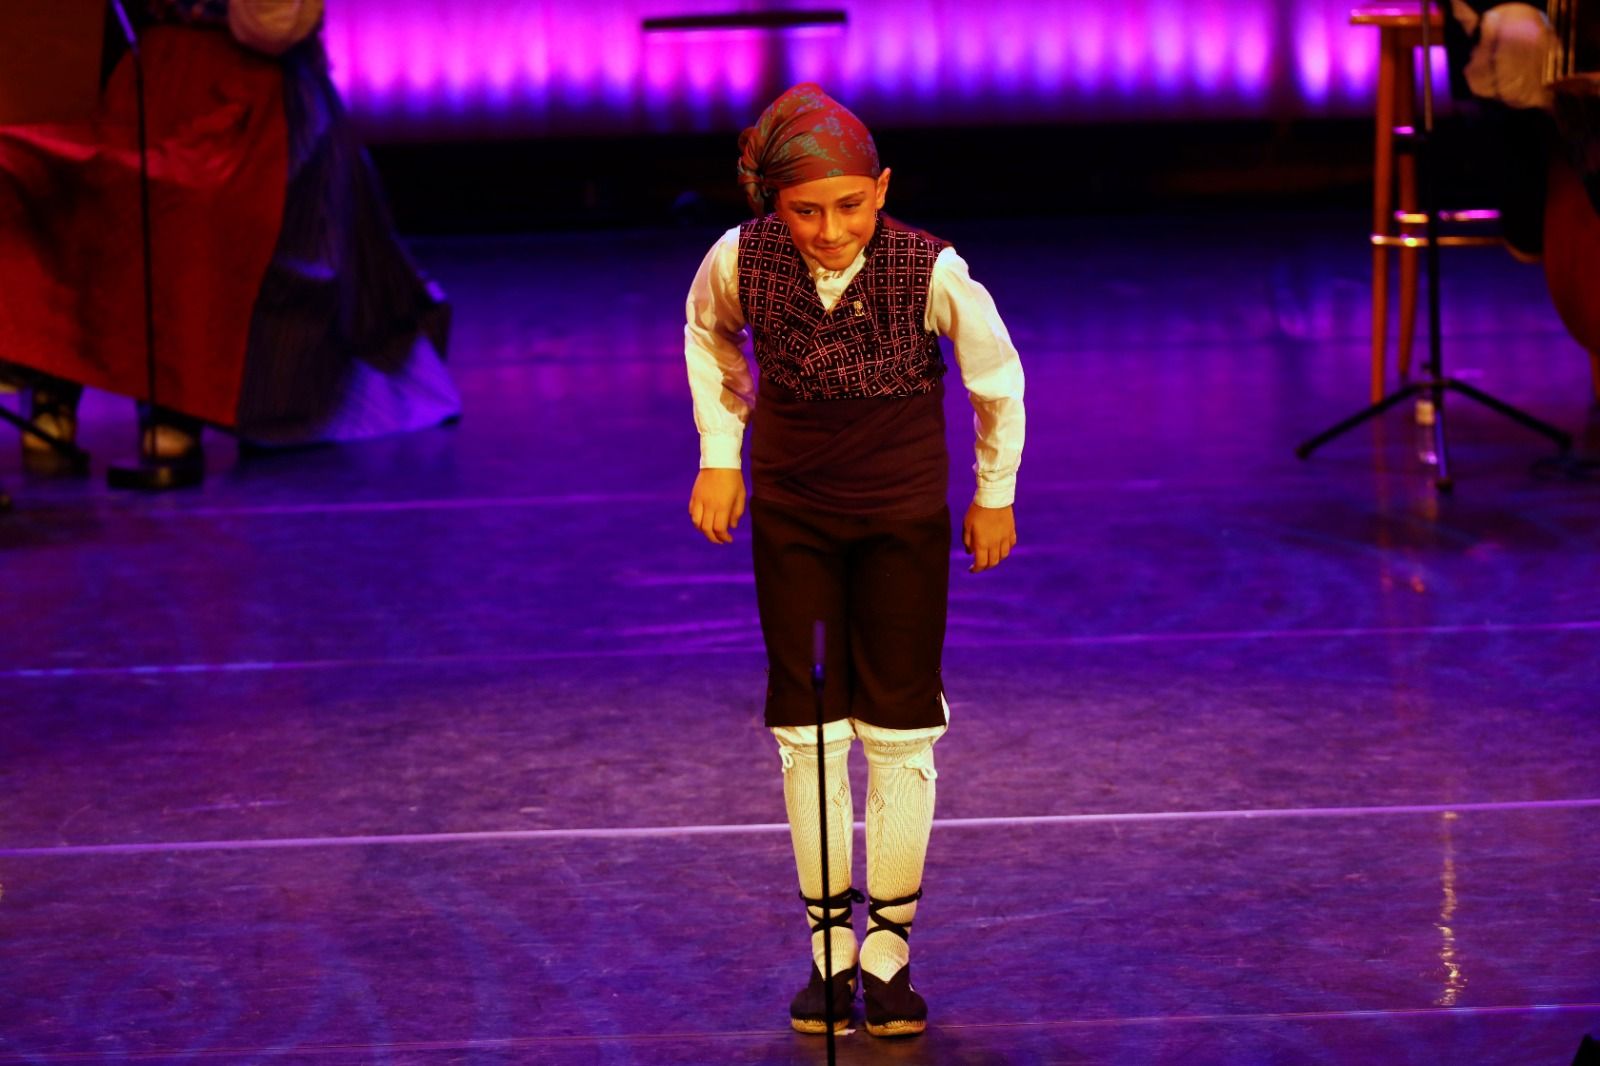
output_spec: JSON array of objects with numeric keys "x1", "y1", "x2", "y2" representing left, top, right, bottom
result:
[{"x1": 800, "y1": 247, "x2": 867, "y2": 281}]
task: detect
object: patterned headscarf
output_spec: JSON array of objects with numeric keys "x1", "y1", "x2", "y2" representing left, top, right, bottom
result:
[{"x1": 737, "y1": 83, "x2": 880, "y2": 216}]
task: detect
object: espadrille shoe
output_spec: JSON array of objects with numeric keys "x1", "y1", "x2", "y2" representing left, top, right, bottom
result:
[
  {"x1": 788, "y1": 886, "x2": 862, "y2": 1034},
  {"x1": 789, "y1": 963, "x2": 858, "y2": 1034},
  {"x1": 861, "y1": 890, "x2": 927, "y2": 1037}
]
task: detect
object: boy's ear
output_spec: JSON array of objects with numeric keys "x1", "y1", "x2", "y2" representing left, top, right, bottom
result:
[{"x1": 875, "y1": 167, "x2": 892, "y2": 210}]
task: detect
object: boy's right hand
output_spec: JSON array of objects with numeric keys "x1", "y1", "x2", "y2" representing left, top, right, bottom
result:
[{"x1": 689, "y1": 468, "x2": 746, "y2": 545}]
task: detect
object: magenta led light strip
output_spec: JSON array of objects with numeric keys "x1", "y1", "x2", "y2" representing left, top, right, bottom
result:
[{"x1": 319, "y1": 0, "x2": 1444, "y2": 139}]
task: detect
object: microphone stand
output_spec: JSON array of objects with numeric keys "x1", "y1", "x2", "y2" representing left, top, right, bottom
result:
[
  {"x1": 1296, "y1": 0, "x2": 1571, "y2": 490},
  {"x1": 104, "y1": 0, "x2": 203, "y2": 491},
  {"x1": 813, "y1": 620, "x2": 840, "y2": 1063}
]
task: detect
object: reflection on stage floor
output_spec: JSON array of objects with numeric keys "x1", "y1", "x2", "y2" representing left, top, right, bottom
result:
[{"x1": 2, "y1": 210, "x2": 1597, "y2": 1064}]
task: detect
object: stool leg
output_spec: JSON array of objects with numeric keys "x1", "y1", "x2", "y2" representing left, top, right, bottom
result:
[
  {"x1": 1371, "y1": 31, "x2": 1400, "y2": 402},
  {"x1": 1370, "y1": 248, "x2": 1391, "y2": 403},
  {"x1": 1398, "y1": 252, "x2": 1420, "y2": 381},
  {"x1": 1396, "y1": 35, "x2": 1421, "y2": 384}
]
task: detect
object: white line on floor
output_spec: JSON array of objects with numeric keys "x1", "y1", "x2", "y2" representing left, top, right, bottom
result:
[
  {"x1": 4, "y1": 797, "x2": 1596, "y2": 858},
  {"x1": 6, "y1": 618, "x2": 1596, "y2": 679}
]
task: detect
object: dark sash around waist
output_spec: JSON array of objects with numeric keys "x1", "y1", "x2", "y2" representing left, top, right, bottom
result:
[{"x1": 751, "y1": 379, "x2": 948, "y2": 518}]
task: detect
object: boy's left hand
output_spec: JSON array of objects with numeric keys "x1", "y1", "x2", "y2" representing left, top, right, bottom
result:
[{"x1": 963, "y1": 502, "x2": 1016, "y2": 573}]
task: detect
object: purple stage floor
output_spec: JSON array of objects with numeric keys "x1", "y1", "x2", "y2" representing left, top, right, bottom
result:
[{"x1": 2, "y1": 210, "x2": 1598, "y2": 1064}]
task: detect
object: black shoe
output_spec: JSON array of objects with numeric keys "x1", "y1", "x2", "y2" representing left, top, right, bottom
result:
[
  {"x1": 788, "y1": 886, "x2": 863, "y2": 1034},
  {"x1": 861, "y1": 889, "x2": 927, "y2": 1037},
  {"x1": 789, "y1": 963, "x2": 857, "y2": 1034},
  {"x1": 862, "y1": 965, "x2": 927, "y2": 1037}
]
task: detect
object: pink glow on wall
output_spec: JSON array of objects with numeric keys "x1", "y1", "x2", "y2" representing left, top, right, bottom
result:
[
  {"x1": 991, "y1": 9, "x2": 1028, "y2": 94},
  {"x1": 871, "y1": 22, "x2": 910, "y2": 96},
  {"x1": 442, "y1": 39, "x2": 474, "y2": 104},
  {"x1": 1148, "y1": 8, "x2": 1187, "y2": 94},
  {"x1": 1190, "y1": 14, "x2": 1226, "y2": 94},
  {"x1": 402, "y1": 22, "x2": 441, "y2": 104},
  {"x1": 601, "y1": 27, "x2": 640, "y2": 105},
  {"x1": 910, "y1": 21, "x2": 942, "y2": 96},
  {"x1": 1111, "y1": 10, "x2": 1146, "y2": 94},
  {"x1": 1337, "y1": 27, "x2": 1380, "y2": 100},
  {"x1": 722, "y1": 36, "x2": 762, "y2": 100},
  {"x1": 641, "y1": 34, "x2": 680, "y2": 97},
  {"x1": 1231, "y1": 9, "x2": 1274, "y2": 97},
  {"x1": 683, "y1": 37, "x2": 716, "y2": 102},
  {"x1": 482, "y1": 38, "x2": 517, "y2": 100},
  {"x1": 1070, "y1": 8, "x2": 1110, "y2": 94},
  {"x1": 949, "y1": 14, "x2": 988, "y2": 93},
  {"x1": 787, "y1": 28, "x2": 841, "y2": 95},
  {"x1": 1029, "y1": 17, "x2": 1067, "y2": 96},
  {"x1": 1295, "y1": 8, "x2": 1335, "y2": 102},
  {"x1": 321, "y1": 1, "x2": 1398, "y2": 141}
]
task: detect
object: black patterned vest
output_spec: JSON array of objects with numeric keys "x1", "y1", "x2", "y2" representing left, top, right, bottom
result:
[
  {"x1": 737, "y1": 215, "x2": 946, "y2": 400},
  {"x1": 740, "y1": 217, "x2": 951, "y2": 518}
]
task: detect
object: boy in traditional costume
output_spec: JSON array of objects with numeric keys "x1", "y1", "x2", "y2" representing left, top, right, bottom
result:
[{"x1": 683, "y1": 84, "x2": 1025, "y2": 1037}]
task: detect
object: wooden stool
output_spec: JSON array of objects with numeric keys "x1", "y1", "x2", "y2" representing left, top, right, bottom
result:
[{"x1": 1355, "y1": 4, "x2": 1501, "y2": 401}]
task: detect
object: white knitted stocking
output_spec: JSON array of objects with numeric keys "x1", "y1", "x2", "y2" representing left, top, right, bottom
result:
[
  {"x1": 855, "y1": 719, "x2": 944, "y2": 982},
  {"x1": 773, "y1": 720, "x2": 858, "y2": 973}
]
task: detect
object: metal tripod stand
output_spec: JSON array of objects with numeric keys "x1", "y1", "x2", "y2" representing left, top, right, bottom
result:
[
  {"x1": 1296, "y1": 0, "x2": 1572, "y2": 490},
  {"x1": 104, "y1": 0, "x2": 203, "y2": 491},
  {"x1": 812, "y1": 620, "x2": 841, "y2": 1061}
]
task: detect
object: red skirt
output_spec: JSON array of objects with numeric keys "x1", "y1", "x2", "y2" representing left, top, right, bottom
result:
[{"x1": 0, "y1": 26, "x2": 287, "y2": 426}]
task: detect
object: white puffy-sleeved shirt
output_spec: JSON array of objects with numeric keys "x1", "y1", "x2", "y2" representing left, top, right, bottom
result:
[{"x1": 684, "y1": 224, "x2": 1026, "y2": 509}]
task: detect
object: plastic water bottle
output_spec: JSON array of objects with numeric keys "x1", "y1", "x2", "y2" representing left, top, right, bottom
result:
[{"x1": 1415, "y1": 398, "x2": 1438, "y2": 465}]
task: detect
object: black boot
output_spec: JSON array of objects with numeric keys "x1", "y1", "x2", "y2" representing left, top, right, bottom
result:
[
  {"x1": 860, "y1": 889, "x2": 927, "y2": 1038},
  {"x1": 788, "y1": 887, "x2": 862, "y2": 1034}
]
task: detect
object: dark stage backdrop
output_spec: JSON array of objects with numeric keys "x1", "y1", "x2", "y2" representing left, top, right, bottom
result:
[{"x1": 324, "y1": 0, "x2": 1432, "y2": 142}]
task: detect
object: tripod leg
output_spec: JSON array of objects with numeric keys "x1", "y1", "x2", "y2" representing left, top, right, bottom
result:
[
  {"x1": 1444, "y1": 379, "x2": 1573, "y2": 452},
  {"x1": 1431, "y1": 384, "x2": 1453, "y2": 492},
  {"x1": 1296, "y1": 385, "x2": 1419, "y2": 460}
]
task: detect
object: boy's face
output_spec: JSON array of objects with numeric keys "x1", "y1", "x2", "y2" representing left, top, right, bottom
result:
[{"x1": 774, "y1": 169, "x2": 891, "y2": 272}]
